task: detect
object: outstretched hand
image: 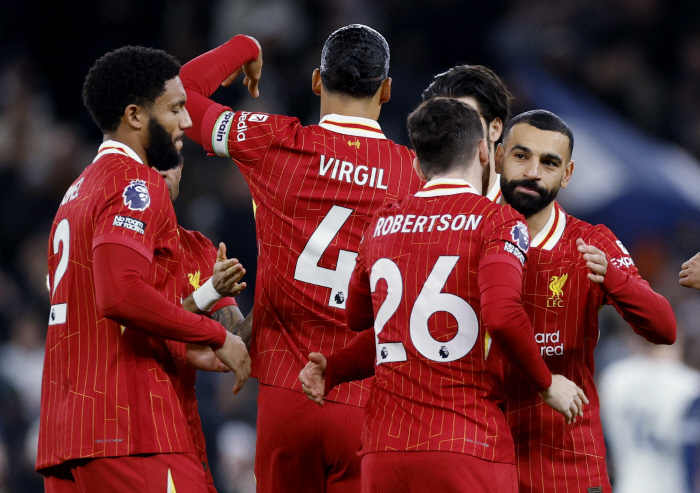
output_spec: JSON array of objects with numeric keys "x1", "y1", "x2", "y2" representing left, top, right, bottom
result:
[
  {"x1": 221, "y1": 36, "x2": 263, "y2": 98},
  {"x1": 212, "y1": 242, "x2": 247, "y2": 297},
  {"x1": 577, "y1": 238, "x2": 607, "y2": 283},
  {"x1": 299, "y1": 352, "x2": 328, "y2": 406},
  {"x1": 680, "y1": 253, "x2": 700, "y2": 290}
]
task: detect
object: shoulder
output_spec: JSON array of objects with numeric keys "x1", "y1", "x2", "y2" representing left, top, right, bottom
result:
[
  {"x1": 179, "y1": 226, "x2": 216, "y2": 253},
  {"x1": 572, "y1": 220, "x2": 630, "y2": 257}
]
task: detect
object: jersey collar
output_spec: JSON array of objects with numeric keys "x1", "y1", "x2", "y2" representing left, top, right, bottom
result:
[
  {"x1": 319, "y1": 114, "x2": 387, "y2": 139},
  {"x1": 93, "y1": 140, "x2": 144, "y2": 164},
  {"x1": 486, "y1": 176, "x2": 502, "y2": 203},
  {"x1": 414, "y1": 178, "x2": 479, "y2": 198},
  {"x1": 530, "y1": 202, "x2": 567, "y2": 250}
]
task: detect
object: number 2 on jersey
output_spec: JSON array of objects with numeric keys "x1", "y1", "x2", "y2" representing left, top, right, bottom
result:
[
  {"x1": 294, "y1": 205, "x2": 358, "y2": 309},
  {"x1": 371, "y1": 256, "x2": 479, "y2": 364},
  {"x1": 49, "y1": 218, "x2": 70, "y2": 325}
]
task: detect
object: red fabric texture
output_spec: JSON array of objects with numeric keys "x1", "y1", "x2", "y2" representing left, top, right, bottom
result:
[
  {"x1": 93, "y1": 242, "x2": 227, "y2": 350},
  {"x1": 360, "y1": 451, "x2": 518, "y2": 493},
  {"x1": 478, "y1": 254, "x2": 552, "y2": 392},
  {"x1": 44, "y1": 454, "x2": 208, "y2": 493},
  {"x1": 345, "y1": 265, "x2": 374, "y2": 332},
  {"x1": 601, "y1": 258, "x2": 676, "y2": 344},
  {"x1": 255, "y1": 384, "x2": 364, "y2": 493},
  {"x1": 324, "y1": 328, "x2": 376, "y2": 396}
]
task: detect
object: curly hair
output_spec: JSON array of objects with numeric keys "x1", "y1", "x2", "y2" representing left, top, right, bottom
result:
[
  {"x1": 422, "y1": 65, "x2": 512, "y2": 133},
  {"x1": 407, "y1": 97, "x2": 484, "y2": 179},
  {"x1": 320, "y1": 24, "x2": 390, "y2": 99},
  {"x1": 83, "y1": 46, "x2": 181, "y2": 133}
]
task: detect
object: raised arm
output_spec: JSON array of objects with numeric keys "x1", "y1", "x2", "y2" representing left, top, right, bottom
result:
[{"x1": 180, "y1": 35, "x2": 261, "y2": 147}]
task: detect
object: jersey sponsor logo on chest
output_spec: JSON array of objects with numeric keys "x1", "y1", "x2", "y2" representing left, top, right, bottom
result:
[
  {"x1": 319, "y1": 154, "x2": 388, "y2": 189},
  {"x1": 536, "y1": 330, "x2": 563, "y2": 356},
  {"x1": 547, "y1": 273, "x2": 568, "y2": 308}
]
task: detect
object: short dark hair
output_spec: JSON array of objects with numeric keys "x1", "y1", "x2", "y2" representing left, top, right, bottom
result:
[
  {"x1": 407, "y1": 98, "x2": 484, "y2": 179},
  {"x1": 503, "y1": 110, "x2": 574, "y2": 155},
  {"x1": 320, "y1": 24, "x2": 390, "y2": 99},
  {"x1": 422, "y1": 65, "x2": 512, "y2": 132},
  {"x1": 83, "y1": 46, "x2": 181, "y2": 133}
]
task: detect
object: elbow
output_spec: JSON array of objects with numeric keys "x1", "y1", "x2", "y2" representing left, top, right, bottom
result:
[{"x1": 94, "y1": 289, "x2": 128, "y2": 324}]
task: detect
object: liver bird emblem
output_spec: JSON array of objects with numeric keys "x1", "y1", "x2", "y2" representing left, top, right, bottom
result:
[
  {"x1": 188, "y1": 270, "x2": 201, "y2": 290},
  {"x1": 549, "y1": 274, "x2": 568, "y2": 299}
]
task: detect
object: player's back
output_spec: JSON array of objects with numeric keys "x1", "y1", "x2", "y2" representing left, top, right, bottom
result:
[
  {"x1": 214, "y1": 110, "x2": 422, "y2": 405},
  {"x1": 356, "y1": 179, "x2": 529, "y2": 463},
  {"x1": 39, "y1": 142, "x2": 190, "y2": 470}
]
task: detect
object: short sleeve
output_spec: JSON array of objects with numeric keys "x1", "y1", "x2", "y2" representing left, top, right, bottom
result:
[
  {"x1": 480, "y1": 204, "x2": 530, "y2": 267},
  {"x1": 204, "y1": 110, "x2": 301, "y2": 171},
  {"x1": 92, "y1": 165, "x2": 171, "y2": 263}
]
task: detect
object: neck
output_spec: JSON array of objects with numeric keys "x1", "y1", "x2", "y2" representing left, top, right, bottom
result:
[
  {"x1": 105, "y1": 128, "x2": 148, "y2": 165},
  {"x1": 525, "y1": 201, "x2": 555, "y2": 238},
  {"x1": 488, "y1": 142, "x2": 498, "y2": 191},
  {"x1": 429, "y1": 165, "x2": 483, "y2": 194},
  {"x1": 319, "y1": 92, "x2": 382, "y2": 121}
]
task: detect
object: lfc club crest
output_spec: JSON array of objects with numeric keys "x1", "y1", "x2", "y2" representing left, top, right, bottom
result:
[{"x1": 547, "y1": 273, "x2": 568, "y2": 308}]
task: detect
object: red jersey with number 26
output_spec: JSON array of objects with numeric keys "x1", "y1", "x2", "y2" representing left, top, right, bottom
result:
[
  {"x1": 38, "y1": 141, "x2": 191, "y2": 471},
  {"x1": 202, "y1": 111, "x2": 423, "y2": 406},
  {"x1": 351, "y1": 179, "x2": 530, "y2": 463}
]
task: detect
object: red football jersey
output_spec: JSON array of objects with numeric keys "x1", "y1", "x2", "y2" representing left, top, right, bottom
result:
[
  {"x1": 170, "y1": 226, "x2": 237, "y2": 484},
  {"x1": 351, "y1": 179, "x2": 530, "y2": 463},
  {"x1": 503, "y1": 202, "x2": 642, "y2": 492},
  {"x1": 38, "y1": 141, "x2": 193, "y2": 471},
  {"x1": 202, "y1": 111, "x2": 423, "y2": 406}
]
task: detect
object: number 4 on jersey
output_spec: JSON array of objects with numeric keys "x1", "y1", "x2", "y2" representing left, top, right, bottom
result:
[{"x1": 294, "y1": 205, "x2": 358, "y2": 309}]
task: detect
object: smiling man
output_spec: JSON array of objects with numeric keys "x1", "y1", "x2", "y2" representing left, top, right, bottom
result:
[{"x1": 301, "y1": 109, "x2": 677, "y2": 493}]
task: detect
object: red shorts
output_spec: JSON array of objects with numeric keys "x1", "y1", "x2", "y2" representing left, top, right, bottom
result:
[
  {"x1": 360, "y1": 451, "x2": 518, "y2": 493},
  {"x1": 255, "y1": 383, "x2": 364, "y2": 493},
  {"x1": 43, "y1": 453, "x2": 209, "y2": 493},
  {"x1": 515, "y1": 442, "x2": 612, "y2": 493}
]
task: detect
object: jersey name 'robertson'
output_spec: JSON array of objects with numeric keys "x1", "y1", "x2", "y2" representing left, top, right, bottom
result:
[{"x1": 373, "y1": 213, "x2": 483, "y2": 237}]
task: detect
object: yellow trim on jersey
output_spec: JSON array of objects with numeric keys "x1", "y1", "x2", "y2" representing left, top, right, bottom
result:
[
  {"x1": 530, "y1": 204, "x2": 566, "y2": 250},
  {"x1": 167, "y1": 469, "x2": 177, "y2": 493}
]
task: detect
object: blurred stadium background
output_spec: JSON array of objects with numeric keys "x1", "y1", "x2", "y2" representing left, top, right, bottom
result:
[{"x1": 1, "y1": 0, "x2": 700, "y2": 491}]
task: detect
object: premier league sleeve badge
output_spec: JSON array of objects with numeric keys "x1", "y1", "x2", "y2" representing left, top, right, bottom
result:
[{"x1": 122, "y1": 179, "x2": 151, "y2": 211}]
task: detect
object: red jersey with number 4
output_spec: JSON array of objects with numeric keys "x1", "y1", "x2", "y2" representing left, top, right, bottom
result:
[
  {"x1": 38, "y1": 141, "x2": 192, "y2": 471},
  {"x1": 351, "y1": 179, "x2": 530, "y2": 463},
  {"x1": 202, "y1": 111, "x2": 422, "y2": 406},
  {"x1": 504, "y1": 202, "x2": 650, "y2": 492},
  {"x1": 169, "y1": 227, "x2": 236, "y2": 484}
]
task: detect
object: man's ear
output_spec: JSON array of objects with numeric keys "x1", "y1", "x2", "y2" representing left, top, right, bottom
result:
[
  {"x1": 312, "y1": 69, "x2": 322, "y2": 96},
  {"x1": 489, "y1": 118, "x2": 503, "y2": 145},
  {"x1": 379, "y1": 78, "x2": 391, "y2": 104},
  {"x1": 560, "y1": 160, "x2": 574, "y2": 189},
  {"x1": 123, "y1": 104, "x2": 147, "y2": 131},
  {"x1": 494, "y1": 143, "x2": 505, "y2": 174},
  {"x1": 477, "y1": 138, "x2": 489, "y2": 169},
  {"x1": 412, "y1": 156, "x2": 427, "y2": 182}
]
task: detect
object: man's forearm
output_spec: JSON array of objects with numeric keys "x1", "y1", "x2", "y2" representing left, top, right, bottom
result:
[{"x1": 603, "y1": 262, "x2": 677, "y2": 344}]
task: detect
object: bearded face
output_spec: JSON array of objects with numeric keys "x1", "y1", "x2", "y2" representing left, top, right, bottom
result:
[
  {"x1": 500, "y1": 175, "x2": 560, "y2": 217},
  {"x1": 146, "y1": 117, "x2": 183, "y2": 172}
]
